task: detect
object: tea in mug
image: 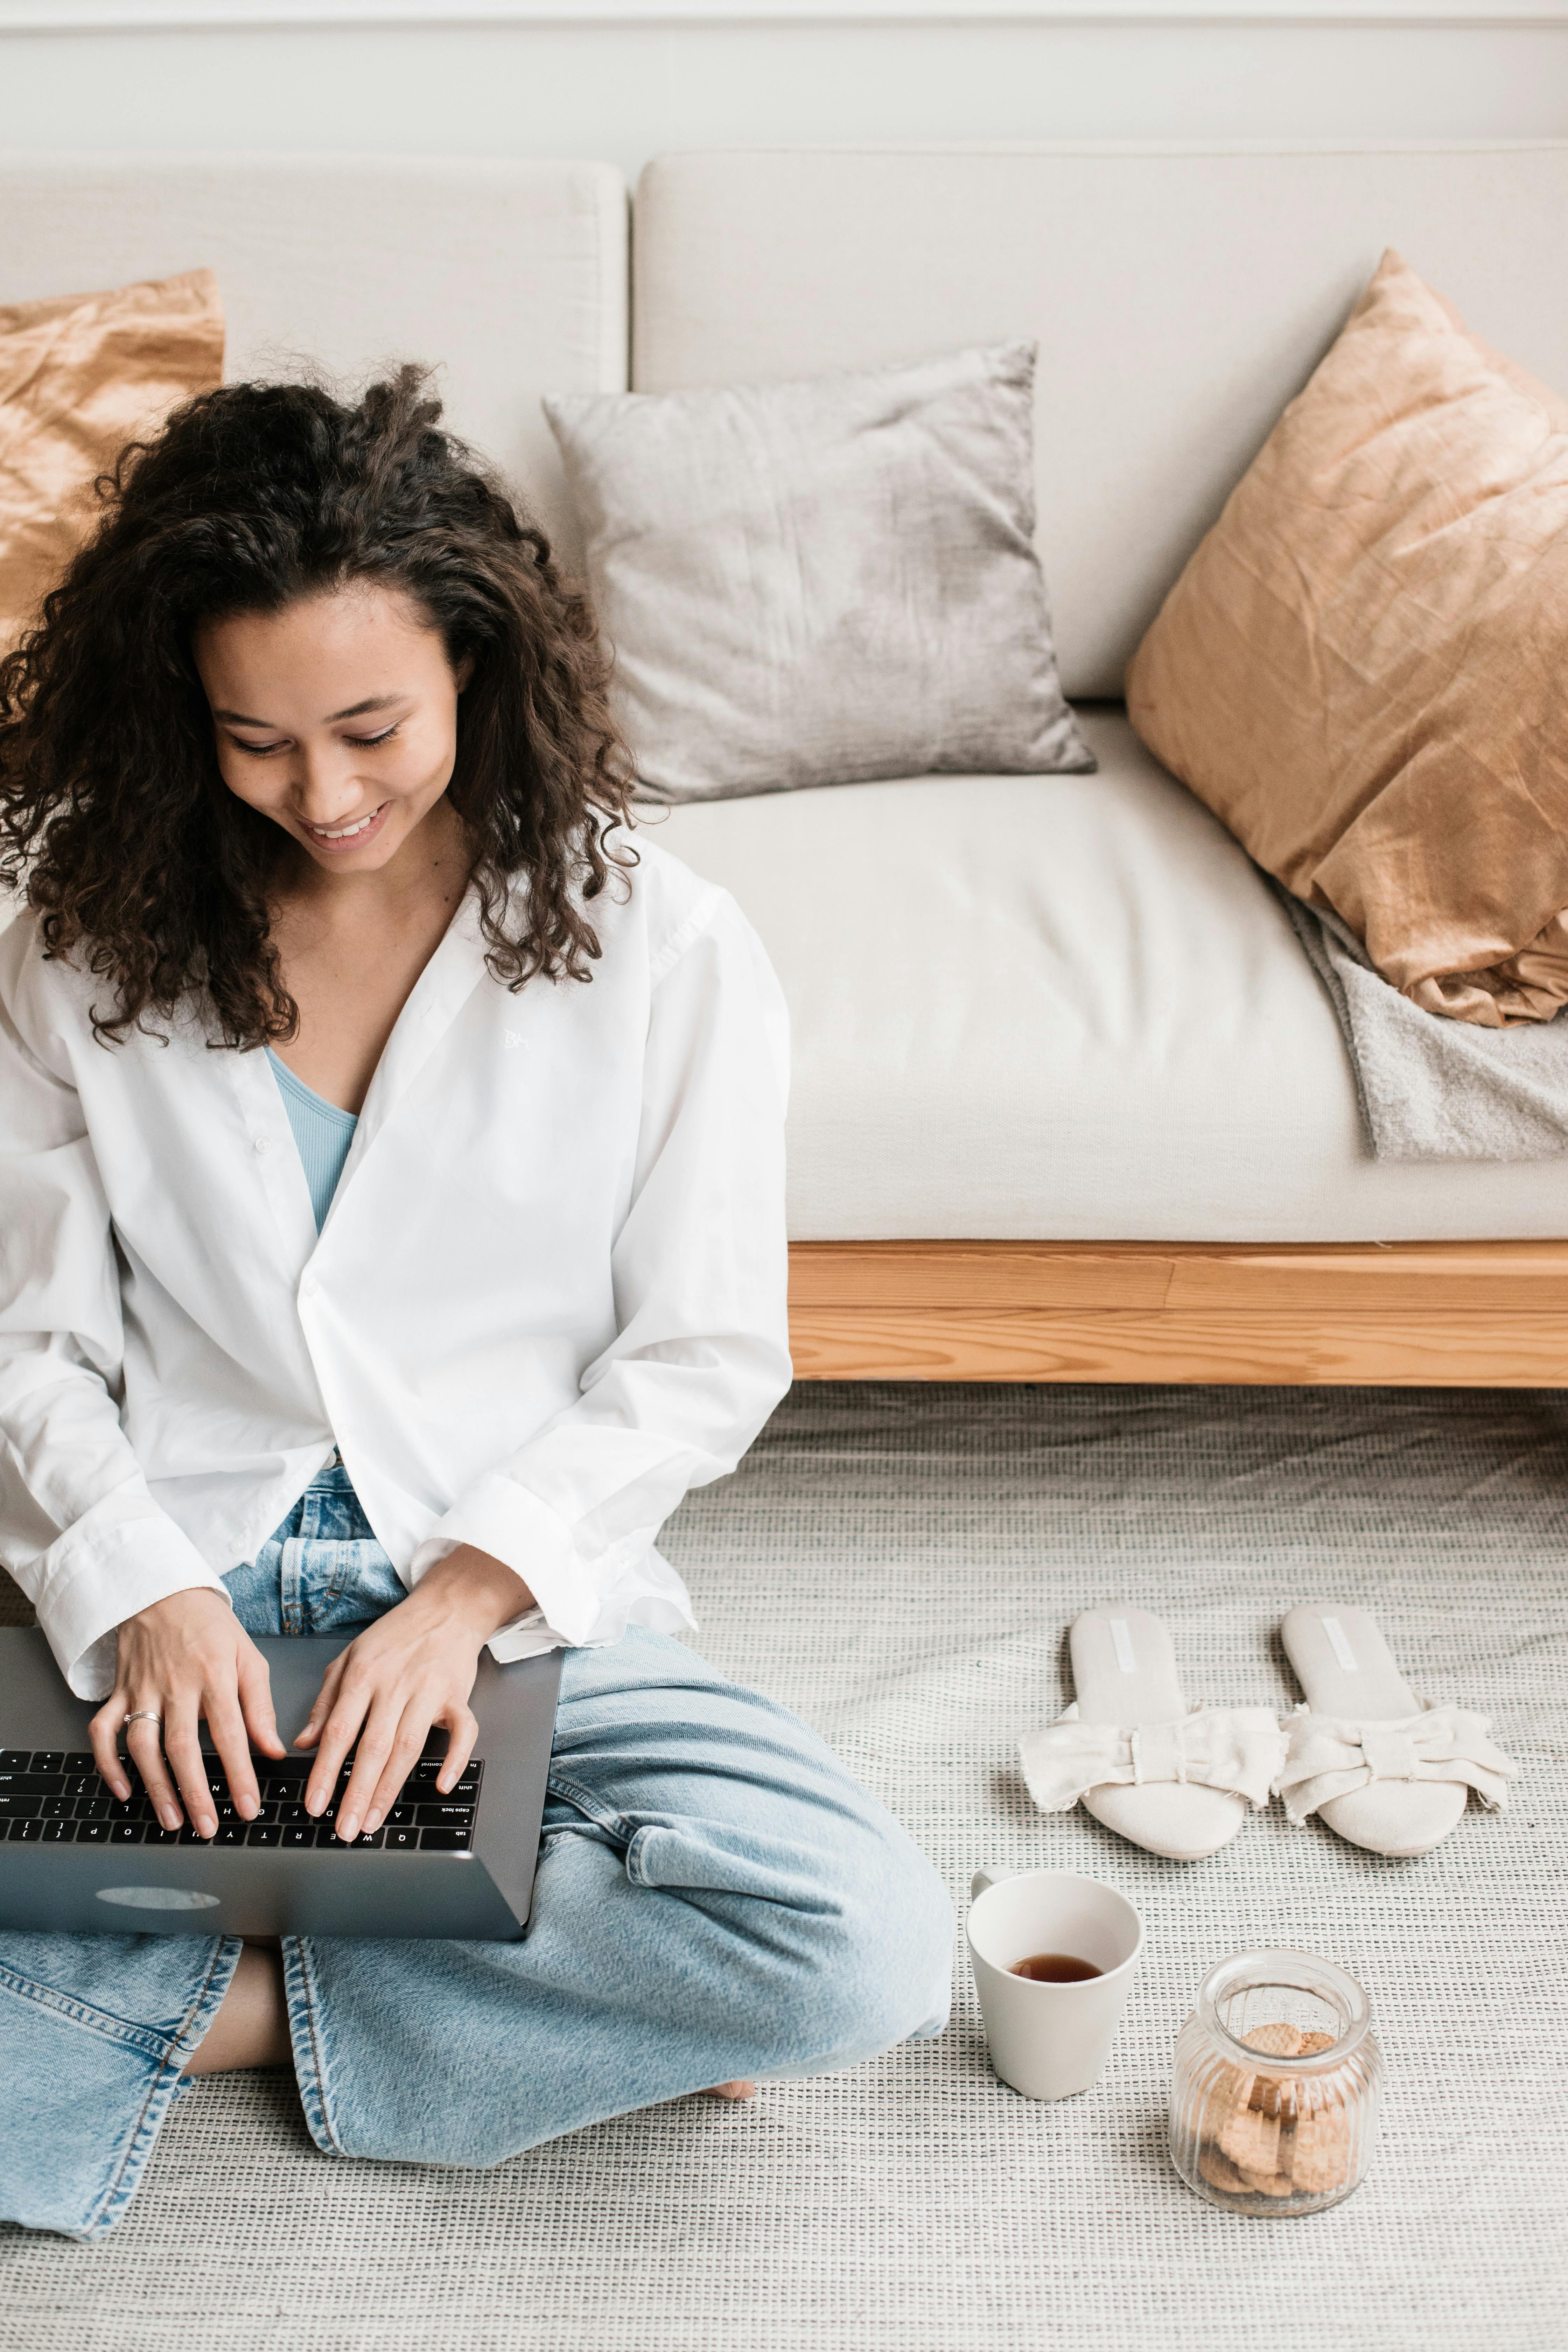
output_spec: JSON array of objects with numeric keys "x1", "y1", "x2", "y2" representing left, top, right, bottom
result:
[{"x1": 1009, "y1": 1952, "x2": 1102, "y2": 1984}]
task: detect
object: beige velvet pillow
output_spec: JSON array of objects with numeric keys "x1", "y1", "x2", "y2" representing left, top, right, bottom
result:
[
  {"x1": 0, "y1": 268, "x2": 224, "y2": 655},
  {"x1": 1127, "y1": 250, "x2": 1568, "y2": 1028}
]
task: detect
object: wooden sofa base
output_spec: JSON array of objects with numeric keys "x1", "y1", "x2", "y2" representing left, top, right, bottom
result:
[{"x1": 786, "y1": 1240, "x2": 1568, "y2": 1384}]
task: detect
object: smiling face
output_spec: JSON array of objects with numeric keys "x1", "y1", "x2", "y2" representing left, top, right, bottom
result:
[{"x1": 195, "y1": 582, "x2": 469, "y2": 878}]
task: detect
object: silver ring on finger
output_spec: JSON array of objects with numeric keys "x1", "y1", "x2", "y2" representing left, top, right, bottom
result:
[{"x1": 124, "y1": 1709, "x2": 164, "y2": 1728}]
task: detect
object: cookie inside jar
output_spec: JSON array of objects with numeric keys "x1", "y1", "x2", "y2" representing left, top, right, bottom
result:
[{"x1": 1195, "y1": 2021, "x2": 1351, "y2": 2203}]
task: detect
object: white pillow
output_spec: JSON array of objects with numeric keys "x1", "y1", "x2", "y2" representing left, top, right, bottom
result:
[{"x1": 545, "y1": 343, "x2": 1093, "y2": 802}]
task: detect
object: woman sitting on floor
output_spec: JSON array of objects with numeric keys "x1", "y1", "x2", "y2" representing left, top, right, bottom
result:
[{"x1": 0, "y1": 370, "x2": 952, "y2": 2241}]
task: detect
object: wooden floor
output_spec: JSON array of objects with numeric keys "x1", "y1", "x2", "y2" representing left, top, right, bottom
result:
[{"x1": 786, "y1": 1239, "x2": 1568, "y2": 1384}]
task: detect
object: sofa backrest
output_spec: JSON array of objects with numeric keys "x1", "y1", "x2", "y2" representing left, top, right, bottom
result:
[
  {"x1": 632, "y1": 144, "x2": 1568, "y2": 697},
  {"x1": 0, "y1": 153, "x2": 628, "y2": 567}
]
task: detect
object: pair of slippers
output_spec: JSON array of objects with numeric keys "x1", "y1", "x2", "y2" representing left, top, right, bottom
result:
[{"x1": 1019, "y1": 1604, "x2": 1519, "y2": 1862}]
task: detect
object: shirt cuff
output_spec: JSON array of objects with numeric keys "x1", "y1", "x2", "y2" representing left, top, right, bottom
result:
[
  {"x1": 35, "y1": 1510, "x2": 233, "y2": 1700},
  {"x1": 407, "y1": 1472, "x2": 601, "y2": 1648},
  {"x1": 486, "y1": 1605, "x2": 565, "y2": 1663}
]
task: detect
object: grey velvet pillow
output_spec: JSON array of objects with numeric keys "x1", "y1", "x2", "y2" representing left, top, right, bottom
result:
[{"x1": 544, "y1": 343, "x2": 1094, "y2": 802}]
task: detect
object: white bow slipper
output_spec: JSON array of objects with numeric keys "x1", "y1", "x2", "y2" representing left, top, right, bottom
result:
[
  {"x1": 1276, "y1": 1604, "x2": 1520, "y2": 1858},
  {"x1": 1019, "y1": 1608, "x2": 1289, "y2": 1862}
]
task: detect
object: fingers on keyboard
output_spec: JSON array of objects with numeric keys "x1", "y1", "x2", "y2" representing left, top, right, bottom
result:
[{"x1": 2, "y1": 1749, "x2": 480, "y2": 1850}]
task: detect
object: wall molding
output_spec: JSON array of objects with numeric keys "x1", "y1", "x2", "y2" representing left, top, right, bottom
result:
[{"x1": 3, "y1": 0, "x2": 1564, "y2": 27}]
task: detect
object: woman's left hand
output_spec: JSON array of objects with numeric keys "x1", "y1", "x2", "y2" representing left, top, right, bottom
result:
[{"x1": 296, "y1": 1545, "x2": 534, "y2": 1841}]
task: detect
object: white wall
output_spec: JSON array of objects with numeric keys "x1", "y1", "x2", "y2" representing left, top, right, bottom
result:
[{"x1": 0, "y1": 17, "x2": 1564, "y2": 180}]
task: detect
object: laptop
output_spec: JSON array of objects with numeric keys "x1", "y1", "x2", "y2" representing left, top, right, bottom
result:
[{"x1": 0, "y1": 1626, "x2": 561, "y2": 1940}]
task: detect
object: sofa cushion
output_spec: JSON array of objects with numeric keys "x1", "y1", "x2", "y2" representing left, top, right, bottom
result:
[
  {"x1": 634, "y1": 146, "x2": 1568, "y2": 698},
  {"x1": 546, "y1": 344, "x2": 1090, "y2": 801},
  {"x1": 655, "y1": 709, "x2": 1568, "y2": 1240},
  {"x1": 0, "y1": 155, "x2": 628, "y2": 571},
  {"x1": 1128, "y1": 250, "x2": 1568, "y2": 1031}
]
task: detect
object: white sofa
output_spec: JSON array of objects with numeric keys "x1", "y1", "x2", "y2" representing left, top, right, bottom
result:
[{"x1": 6, "y1": 143, "x2": 1568, "y2": 1377}]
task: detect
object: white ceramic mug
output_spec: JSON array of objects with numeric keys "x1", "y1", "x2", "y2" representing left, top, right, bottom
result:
[{"x1": 967, "y1": 1868, "x2": 1143, "y2": 2101}]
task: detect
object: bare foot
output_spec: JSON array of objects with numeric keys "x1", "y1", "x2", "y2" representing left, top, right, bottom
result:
[{"x1": 703, "y1": 2080, "x2": 756, "y2": 2100}]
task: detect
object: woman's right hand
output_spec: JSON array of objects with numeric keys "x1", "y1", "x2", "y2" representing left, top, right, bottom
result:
[{"x1": 89, "y1": 1588, "x2": 286, "y2": 1837}]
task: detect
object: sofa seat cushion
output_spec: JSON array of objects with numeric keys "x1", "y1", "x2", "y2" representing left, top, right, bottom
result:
[{"x1": 654, "y1": 709, "x2": 1568, "y2": 1240}]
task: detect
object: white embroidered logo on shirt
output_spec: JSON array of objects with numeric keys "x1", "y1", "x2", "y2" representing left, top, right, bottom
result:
[{"x1": 503, "y1": 1030, "x2": 524, "y2": 1050}]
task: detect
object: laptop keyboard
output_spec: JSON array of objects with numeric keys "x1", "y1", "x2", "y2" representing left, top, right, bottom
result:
[{"x1": 0, "y1": 1748, "x2": 482, "y2": 1852}]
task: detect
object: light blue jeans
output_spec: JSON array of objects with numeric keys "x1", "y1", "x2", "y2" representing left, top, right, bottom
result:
[{"x1": 0, "y1": 1464, "x2": 953, "y2": 2241}]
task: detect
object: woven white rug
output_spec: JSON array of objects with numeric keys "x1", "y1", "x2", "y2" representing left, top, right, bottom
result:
[{"x1": 1, "y1": 1383, "x2": 1564, "y2": 2352}]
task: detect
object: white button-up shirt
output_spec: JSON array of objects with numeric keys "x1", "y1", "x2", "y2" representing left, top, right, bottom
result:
[{"x1": 0, "y1": 843, "x2": 791, "y2": 1698}]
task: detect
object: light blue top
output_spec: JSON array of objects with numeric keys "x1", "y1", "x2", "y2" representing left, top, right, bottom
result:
[{"x1": 267, "y1": 1050, "x2": 358, "y2": 1232}]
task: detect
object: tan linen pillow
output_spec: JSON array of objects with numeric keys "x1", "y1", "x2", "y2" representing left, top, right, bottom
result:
[
  {"x1": 1127, "y1": 250, "x2": 1568, "y2": 1028},
  {"x1": 0, "y1": 267, "x2": 224, "y2": 655}
]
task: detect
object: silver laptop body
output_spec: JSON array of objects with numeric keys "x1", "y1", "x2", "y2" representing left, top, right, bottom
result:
[{"x1": 0, "y1": 1628, "x2": 561, "y2": 1940}]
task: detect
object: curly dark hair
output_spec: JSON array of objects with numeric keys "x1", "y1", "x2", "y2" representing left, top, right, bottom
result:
[{"x1": 0, "y1": 366, "x2": 636, "y2": 1047}]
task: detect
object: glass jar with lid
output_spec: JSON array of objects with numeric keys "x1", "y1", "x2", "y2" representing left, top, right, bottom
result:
[{"x1": 1169, "y1": 1948, "x2": 1382, "y2": 2216}]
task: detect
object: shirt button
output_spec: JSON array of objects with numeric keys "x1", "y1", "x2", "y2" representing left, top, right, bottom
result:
[
  {"x1": 300, "y1": 1275, "x2": 318, "y2": 1299},
  {"x1": 254, "y1": 1136, "x2": 272, "y2": 1155}
]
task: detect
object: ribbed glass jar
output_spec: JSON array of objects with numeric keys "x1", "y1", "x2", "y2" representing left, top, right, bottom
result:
[{"x1": 1169, "y1": 1949, "x2": 1382, "y2": 2216}]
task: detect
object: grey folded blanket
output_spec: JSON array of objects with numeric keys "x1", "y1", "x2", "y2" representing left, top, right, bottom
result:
[{"x1": 1276, "y1": 885, "x2": 1568, "y2": 1160}]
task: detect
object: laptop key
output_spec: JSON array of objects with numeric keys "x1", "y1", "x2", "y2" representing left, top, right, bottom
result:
[
  {"x1": 110, "y1": 1821, "x2": 146, "y2": 1844},
  {"x1": 37, "y1": 1818, "x2": 77, "y2": 1842},
  {"x1": 7, "y1": 1819, "x2": 43, "y2": 1841},
  {"x1": 0, "y1": 1751, "x2": 30, "y2": 1770},
  {"x1": 245, "y1": 1824, "x2": 282, "y2": 1846},
  {"x1": 74, "y1": 1797, "x2": 111, "y2": 1820},
  {"x1": 347, "y1": 1828, "x2": 386, "y2": 1849},
  {"x1": 212, "y1": 1797, "x2": 271, "y2": 1834},
  {"x1": 75, "y1": 1819, "x2": 113, "y2": 1844},
  {"x1": 39, "y1": 1796, "x2": 72, "y2": 1820},
  {"x1": 419, "y1": 1827, "x2": 473, "y2": 1851},
  {"x1": 29, "y1": 1752, "x2": 65, "y2": 1773},
  {"x1": 64, "y1": 1773, "x2": 99, "y2": 1797},
  {"x1": 0, "y1": 1797, "x2": 41, "y2": 1820},
  {"x1": 414, "y1": 1804, "x2": 475, "y2": 1829},
  {"x1": 412, "y1": 1758, "x2": 481, "y2": 1788},
  {"x1": 382, "y1": 1825, "x2": 419, "y2": 1852},
  {"x1": 141, "y1": 1824, "x2": 180, "y2": 1845},
  {"x1": 279, "y1": 1825, "x2": 316, "y2": 1849},
  {"x1": 0, "y1": 1773, "x2": 67, "y2": 1796},
  {"x1": 63, "y1": 1752, "x2": 96, "y2": 1772},
  {"x1": 211, "y1": 1824, "x2": 246, "y2": 1846}
]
